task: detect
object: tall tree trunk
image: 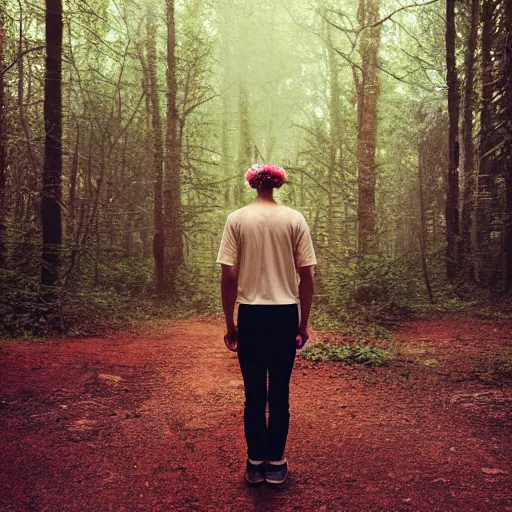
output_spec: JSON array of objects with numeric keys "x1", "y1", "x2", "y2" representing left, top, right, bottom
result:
[
  {"x1": 327, "y1": 25, "x2": 339, "y2": 256},
  {"x1": 328, "y1": 33, "x2": 346, "y2": 248},
  {"x1": 445, "y1": 0, "x2": 460, "y2": 281},
  {"x1": 41, "y1": 0, "x2": 63, "y2": 287},
  {"x1": 146, "y1": 12, "x2": 165, "y2": 296},
  {"x1": 419, "y1": 142, "x2": 434, "y2": 304},
  {"x1": 164, "y1": 0, "x2": 183, "y2": 295},
  {"x1": 0, "y1": 5, "x2": 6, "y2": 268},
  {"x1": 503, "y1": 0, "x2": 512, "y2": 291},
  {"x1": 67, "y1": 125, "x2": 79, "y2": 238},
  {"x1": 221, "y1": 109, "x2": 231, "y2": 206},
  {"x1": 356, "y1": 0, "x2": 381, "y2": 257},
  {"x1": 17, "y1": 6, "x2": 40, "y2": 194},
  {"x1": 474, "y1": 0, "x2": 493, "y2": 284},
  {"x1": 236, "y1": 82, "x2": 251, "y2": 206},
  {"x1": 460, "y1": 0, "x2": 478, "y2": 279},
  {"x1": 220, "y1": 14, "x2": 232, "y2": 207}
]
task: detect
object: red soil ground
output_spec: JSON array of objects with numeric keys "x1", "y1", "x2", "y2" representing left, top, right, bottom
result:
[{"x1": 0, "y1": 317, "x2": 511, "y2": 512}]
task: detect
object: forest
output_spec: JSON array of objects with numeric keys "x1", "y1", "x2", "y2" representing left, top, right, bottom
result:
[
  {"x1": 0, "y1": 2, "x2": 511, "y2": 510},
  {"x1": 0, "y1": 0, "x2": 511, "y2": 335}
]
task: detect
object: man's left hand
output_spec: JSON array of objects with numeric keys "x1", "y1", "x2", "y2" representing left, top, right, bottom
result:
[{"x1": 296, "y1": 326, "x2": 310, "y2": 349}]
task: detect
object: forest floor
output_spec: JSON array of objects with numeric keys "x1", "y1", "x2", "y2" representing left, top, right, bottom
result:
[{"x1": 0, "y1": 316, "x2": 511, "y2": 512}]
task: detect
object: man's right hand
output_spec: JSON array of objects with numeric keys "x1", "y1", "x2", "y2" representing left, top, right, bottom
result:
[
  {"x1": 296, "y1": 326, "x2": 310, "y2": 349},
  {"x1": 224, "y1": 326, "x2": 238, "y2": 352}
]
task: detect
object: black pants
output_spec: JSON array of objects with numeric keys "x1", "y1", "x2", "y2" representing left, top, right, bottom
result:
[{"x1": 237, "y1": 303, "x2": 298, "y2": 462}]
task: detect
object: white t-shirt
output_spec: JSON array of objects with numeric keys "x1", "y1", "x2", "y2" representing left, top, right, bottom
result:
[{"x1": 216, "y1": 201, "x2": 317, "y2": 305}]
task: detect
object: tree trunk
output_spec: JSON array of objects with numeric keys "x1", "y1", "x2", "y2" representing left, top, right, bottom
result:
[
  {"x1": 503, "y1": 0, "x2": 512, "y2": 291},
  {"x1": 419, "y1": 143, "x2": 434, "y2": 304},
  {"x1": 236, "y1": 82, "x2": 251, "y2": 206},
  {"x1": 357, "y1": 0, "x2": 381, "y2": 257},
  {"x1": 67, "y1": 126, "x2": 79, "y2": 238},
  {"x1": 445, "y1": 0, "x2": 460, "y2": 281},
  {"x1": 0, "y1": 5, "x2": 6, "y2": 268},
  {"x1": 41, "y1": 0, "x2": 63, "y2": 287},
  {"x1": 221, "y1": 111, "x2": 231, "y2": 206},
  {"x1": 220, "y1": 33, "x2": 232, "y2": 207},
  {"x1": 17, "y1": 7, "x2": 40, "y2": 198},
  {"x1": 164, "y1": 0, "x2": 183, "y2": 295},
  {"x1": 460, "y1": 0, "x2": 478, "y2": 279},
  {"x1": 327, "y1": 25, "x2": 341, "y2": 256},
  {"x1": 474, "y1": 0, "x2": 493, "y2": 284},
  {"x1": 146, "y1": 11, "x2": 165, "y2": 296}
]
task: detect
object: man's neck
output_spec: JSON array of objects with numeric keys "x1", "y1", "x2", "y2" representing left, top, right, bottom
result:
[{"x1": 255, "y1": 188, "x2": 276, "y2": 204}]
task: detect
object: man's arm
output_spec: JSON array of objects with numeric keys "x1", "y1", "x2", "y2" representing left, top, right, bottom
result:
[
  {"x1": 221, "y1": 264, "x2": 238, "y2": 333},
  {"x1": 298, "y1": 265, "x2": 315, "y2": 332}
]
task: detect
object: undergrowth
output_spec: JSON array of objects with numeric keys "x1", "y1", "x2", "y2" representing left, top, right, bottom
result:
[
  {"x1": 302, "y1": 341, "x2": 393, "y2": 366},
  {"x1": 2, "y1": 251, "x2": 511, "y2": 339},
  {"x1": 0, "y1": 267, "x2": 187, "y2": 338}
]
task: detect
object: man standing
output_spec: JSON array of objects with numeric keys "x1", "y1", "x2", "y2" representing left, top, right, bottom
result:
[{"x1": 217, "y1": 164, "x2": 316, "y2": 485}]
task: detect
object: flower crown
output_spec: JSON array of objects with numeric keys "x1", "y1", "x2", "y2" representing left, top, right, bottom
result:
[{"x1": 245, "y1": 163, "x2": 287, "y2": 189}]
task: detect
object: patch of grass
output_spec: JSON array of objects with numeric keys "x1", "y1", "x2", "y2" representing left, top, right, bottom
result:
[{"x1": 302, "y1": 341, "x2": 393, "y2": 366}]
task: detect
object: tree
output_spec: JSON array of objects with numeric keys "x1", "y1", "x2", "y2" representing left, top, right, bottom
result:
[
  {"x1": 219, "y1": 2, "x2": 233, "y2": 207},
  {"x1": 164, "y1": 0, "x2": 183, "y2": 294},
  {"x1": 41, "y1": 0, "x2": 62, "y2": 287},
  {"x1": 0, "y1": 3, "x2": 6, "y2": 268},
  {"x1": 356, "y1": 0, "x2": 381, "y2": 257},
  {"x1": 327, "y1": 23, "x2": 343, "y2": 254},
  {"x1": 474, "y1": 0, "x2": 496, "y2": 286},
  {"x1": 445, "y1": 0, "x2": 460, "y2": 281},
  {"x1": 145, "y1": 8, "x2": 165, "y2": 295},
  {"x1": 418, "y1": 133, "x2": 434, "y2": 303},
  {"x1": 459, "y1": 0, "x2": 478, "y2": 279},
  {"x1": 235, "y1": 82, "x2": 251, "y2": 206},
  {"x1": 503, "y1": 0, "x2": 512, "y2": 291}
]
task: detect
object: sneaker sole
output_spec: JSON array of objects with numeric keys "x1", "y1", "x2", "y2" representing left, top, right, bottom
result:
[
  {"x1": 265, "y1": 471, "x2": 287, "y2": 485},
  {"x1": 266, "y1": 461, "x2": 288, "y2": 484},
  {"x1": 266, "y1": 476, "x2": 287, "y2": 484},
  {"x1": 246, "y1": 475, "x2": 265, "y2": 484}
]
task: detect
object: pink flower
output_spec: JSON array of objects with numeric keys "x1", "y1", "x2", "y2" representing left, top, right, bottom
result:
[{"x1": 245, "y1": 163, "x2": 287, "y2": 189}]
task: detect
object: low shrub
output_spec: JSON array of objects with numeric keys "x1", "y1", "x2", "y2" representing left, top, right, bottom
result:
[
  {"x1": 302, "y1": 341, "x2": 393, "y2": 366},
  {"x1": 0, "y1": 269, "x2": 48, "y2": 337}
]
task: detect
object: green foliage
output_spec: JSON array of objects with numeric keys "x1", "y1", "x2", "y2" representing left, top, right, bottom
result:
[
  {"x1": 0, "y1": 270, "x2": 48, "y2": 337},
  {"x1": 312, "y1": 254, "x2": 418, "y2": 337},
  {"x1": 414, "y1": 285, "x2": 512, "y2": 319},
  {"x1": 0, "y1": 266, "x2": 177, "y2": 338},
  {"x1": 58, "y1": 288, "x2": 137, "y2": 336},
  {"x1": 345, "y1": 256, "x2": 417, "y2": 319},
  {"x1": 99, "y1": 259, "x2": 154, "y2": 296},
  {"x1": 173, "y1": 264, "x2": 221, "y2": 313},
  {"x1": 1, "y1": 0, "x2": 508, "y2": 340},
  {"x1": 302, "y1": 341, "x2": 393, "y2": 366}
]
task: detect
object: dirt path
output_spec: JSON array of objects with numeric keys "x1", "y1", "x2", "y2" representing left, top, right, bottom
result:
[{"x1": 1, "y1": 317, "x2": 511, "y2": 512}]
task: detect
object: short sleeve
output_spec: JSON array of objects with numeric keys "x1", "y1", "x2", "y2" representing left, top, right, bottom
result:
[
  {"x1": 294, "y1": 214, "x2": 317, "y2": 267},
  {"x1": 216, "y1": 213, "x2": 238, "y2": 266}
]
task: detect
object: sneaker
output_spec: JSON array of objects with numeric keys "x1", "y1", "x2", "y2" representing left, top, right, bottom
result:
[
  {"x1": 265, "y1": 460, "x2": 288, "y2": 484},
  {"x1": 245, "y1": 460, "x2": 265, "y2": 484}
]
